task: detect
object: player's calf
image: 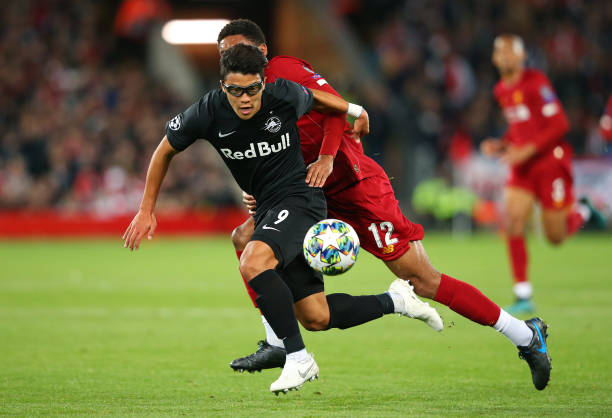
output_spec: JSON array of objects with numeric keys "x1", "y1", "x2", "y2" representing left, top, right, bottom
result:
[{"x1": 294, "y1": 293, "x2": 331, "y2": 331}]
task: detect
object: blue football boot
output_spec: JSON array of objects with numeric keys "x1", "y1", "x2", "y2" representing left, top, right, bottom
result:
[{"x1": 518, "y1": 317, "x2": 552, "y2": 390}]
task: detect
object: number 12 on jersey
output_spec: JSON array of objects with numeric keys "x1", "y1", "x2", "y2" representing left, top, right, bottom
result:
[{"x1": 368, "y1": 222, "x2": 398, "y2": 248}]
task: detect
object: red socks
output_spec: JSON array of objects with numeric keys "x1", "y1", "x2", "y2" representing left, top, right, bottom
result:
[
  {"x1": 434, "y1": 274, "x2": 500, "y2": 326},
  {"x1": 236, "y1": 250, "x2": 259, "y2": 308},
  {"x1": 507, "y1": 236, "x2": 528, "y2": 284},
  {"x1": 566, "y1": 210, "x2": 585, "y2": 236}
]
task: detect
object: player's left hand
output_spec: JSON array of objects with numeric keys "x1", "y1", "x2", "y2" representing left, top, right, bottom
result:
[
  {"x1": 501, "y1": 144, "x2": 537, "y2": 166},
  {"x1": 352, "y1": 109, "x2": 369, "y2": 140},
  {"x1": 242, "y1": 191, "x2": 257, "y2": 215},
  {"x1": 306, "y1": 154, "x2": 334, "y2": 187}
]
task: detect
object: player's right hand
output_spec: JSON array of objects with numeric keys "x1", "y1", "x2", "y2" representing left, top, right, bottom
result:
[
  {"x1": 122, "y1": 210, "x2": 157, "y2": 251},
  {"x1": 480, "y1": 137, "x2": 505, "y2": 157},
  {"x1": 242, "y1": 191, "x2": 257, "y2": 215}
]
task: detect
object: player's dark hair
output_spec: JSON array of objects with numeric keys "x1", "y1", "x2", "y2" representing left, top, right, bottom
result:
[
  {"x1": 220, "y1": 43, "x2": 267, "y2": 81},
  {"x1": 217, "y1": 19, "x2": 266, "y2": 45}
]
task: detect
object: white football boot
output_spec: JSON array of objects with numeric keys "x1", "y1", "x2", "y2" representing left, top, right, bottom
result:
[
  {"x1": 269, "y1": 353, "x2": 319, "y2": 395},
  {"x1": 389, "y1": 278, "x2": 444, "y2": 332}
]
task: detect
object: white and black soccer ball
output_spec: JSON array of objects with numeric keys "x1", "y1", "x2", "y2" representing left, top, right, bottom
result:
[{"x1": 303, "y1": 219, "x2": 360, "y2": 275}]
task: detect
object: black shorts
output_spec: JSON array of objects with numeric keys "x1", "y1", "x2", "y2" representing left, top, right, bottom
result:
[
  {"x1": 251, "y1": 188, "x2": 327, "y2": 301},
  {"x1": 277, "y1": 255, "x2": 324, "y2": 302}
]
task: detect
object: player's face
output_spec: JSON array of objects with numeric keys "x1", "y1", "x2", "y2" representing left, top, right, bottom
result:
[
  {"x1": 218, "y1": 34, "x2": 268, "y2": 56},
  {"x1": 221, "y1": 72, "x2": 265, "y2": 120},
  {"x1": 492, "y1": 38, "x2": 525, "y2": 75}
]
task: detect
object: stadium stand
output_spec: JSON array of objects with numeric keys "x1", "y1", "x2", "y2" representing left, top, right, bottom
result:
[{"x1": 0, "y1": 0, "x2": 239, "y2": 216}]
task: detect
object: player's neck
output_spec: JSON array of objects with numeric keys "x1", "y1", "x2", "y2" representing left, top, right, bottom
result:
[{"x1": 501, "y1": 68, "x2": 524, "y2": 86}]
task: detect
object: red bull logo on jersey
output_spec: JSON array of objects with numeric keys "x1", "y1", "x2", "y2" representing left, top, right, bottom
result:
[{"x1": 220, "y1": 133, "x2": 291, "y2": 160}]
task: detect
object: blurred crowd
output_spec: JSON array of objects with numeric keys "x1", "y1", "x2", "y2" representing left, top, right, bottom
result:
[
  {"x1": 340, "y1": 0, "x2": 612, "y2": 164},
  {"x1": 2, "y1": 0, "x2": 611, "y2": 214},
  {"x1": 0, "y1": 0, "x2": 238, "y2": 214}
]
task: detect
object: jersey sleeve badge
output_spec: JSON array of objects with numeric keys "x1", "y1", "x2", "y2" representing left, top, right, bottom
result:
[
  {"x1": 539, "y1": 86, "x2": 556, "y2": 103},
  {"x1": 168, "y1": 114, "x2": 182, "y2": 131},
  {"x1": 539, "y1": 86, "x2": 559, "y2": 116}
]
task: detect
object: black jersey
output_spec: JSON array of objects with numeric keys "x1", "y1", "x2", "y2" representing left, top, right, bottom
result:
[{"x1": 165, "y1": 79, "x2": 314, "y2": 219}]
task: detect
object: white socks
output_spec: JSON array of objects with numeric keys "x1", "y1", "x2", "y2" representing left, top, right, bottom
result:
[
  {"x1": 262, "y1": 315, "x2": 285, "y2": 348},
  {"x1": 513, "y1": 282, "x2": 533, "y2": 300},
  {"x1": 286, "y1": 348, "x2": 309, "y2": 362},
  {"x1": 494, "y1": 309, "x2": 534, "y2": 347}
]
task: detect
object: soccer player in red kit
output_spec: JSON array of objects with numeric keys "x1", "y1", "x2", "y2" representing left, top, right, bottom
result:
[
  {"x1": 600, "y1": 94, "x2": 612, "y2": 141},
  {"x1": 481, "y1": 34, "x2": 603, "y2": 314},
  {"x1": 221, "y1": 20, "x2": 552, "y2": 390}
]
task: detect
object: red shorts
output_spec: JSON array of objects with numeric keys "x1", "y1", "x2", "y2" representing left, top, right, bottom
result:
[
  {"x1": 326, "y1": 174, "x2": 424, "y2": 261},
  {"x1": 507, "y1": 144, "x2": 574, "y2": 209}
]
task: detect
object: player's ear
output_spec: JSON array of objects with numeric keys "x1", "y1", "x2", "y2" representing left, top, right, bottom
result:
[
  {"x1": 219, "y1": 80, "x2": 225, "y2": 91},
  {"x1": 259, "y1": 43, "x2": 268, "y2": 57}
]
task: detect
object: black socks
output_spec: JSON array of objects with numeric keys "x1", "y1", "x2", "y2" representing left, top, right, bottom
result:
[
  {"x1": 249, "y1": 269, "x2": 304, "y2": 353},
  {"x1": 326, "y1": 293, "x2": 394, "y2": 330}
]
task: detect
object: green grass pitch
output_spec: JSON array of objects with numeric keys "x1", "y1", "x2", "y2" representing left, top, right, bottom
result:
[{"x1": 1, "y1": 233, "x2": 610, "y2": 416}]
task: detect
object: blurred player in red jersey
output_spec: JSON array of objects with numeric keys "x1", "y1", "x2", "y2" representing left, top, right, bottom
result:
[
  {"x1": 221, "y1": 20, "x2": 552, "y2": 390},
  {"x1": 481, "y1": 34, "x2": 604, "y2": 314},
  {"x1": 599, "y1": 94, "x2": 612, "y2": 141}
]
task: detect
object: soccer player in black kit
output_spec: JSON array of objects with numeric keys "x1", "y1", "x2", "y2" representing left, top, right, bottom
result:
[{"x1": 123, "y1": 44, "x2": 429, "y2": 394}]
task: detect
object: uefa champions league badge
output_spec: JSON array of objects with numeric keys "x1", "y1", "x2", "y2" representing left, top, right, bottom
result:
[{"x1": 168, "y1": 115, "x2": 181, "y2": 131}]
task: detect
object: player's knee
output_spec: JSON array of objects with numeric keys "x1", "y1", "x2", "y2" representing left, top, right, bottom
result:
[
  {"x1": 505, "y1": 216, "x2": 525, "y2": 236},
  {"x1": 239, "y1": 257, "x2": 262, "y2": 281},
  {"x1": 545, "y1": 232, "x2": 564, "y2": 246},
  {"x1": 299, "y1": 312, "x2": 330, "y2": 331},
  {"x1": 231, "y1": 225, "x2": 250, "y2": 252},
  {"x1": 239, "y1": 246, "x2": 277, "y2": 280},
  {"x1": 407, "y1": 275, "x2": 438, "y2": 299}
]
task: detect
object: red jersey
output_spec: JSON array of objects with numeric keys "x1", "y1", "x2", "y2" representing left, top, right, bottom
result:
[
  {"x1": 265, "y1": 55, "x2": 381, "y2": 195},
  {"x1": 494, "y1": 68, "x2": 570, "y2": 165},
  {"x1": 599, "y1": 94, "x2": 612, "y2": 141}
]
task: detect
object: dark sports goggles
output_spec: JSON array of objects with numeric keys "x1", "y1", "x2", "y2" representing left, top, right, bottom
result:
[{"x1": 222, "y1": 81, "x2": 264, "y2": 97}]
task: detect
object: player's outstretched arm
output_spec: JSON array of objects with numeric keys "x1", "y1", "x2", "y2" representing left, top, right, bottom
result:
[
  {"x1": 310, "y1": 89, "x2": 369, "y2": 137},
  {"x1": 123, "y1": 136, "x2": 178, "y2": 251}
]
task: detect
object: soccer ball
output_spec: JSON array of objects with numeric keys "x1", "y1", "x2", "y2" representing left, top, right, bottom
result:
[{"x1": 303, "y1": 219, "x2": 360, "y2": 275}]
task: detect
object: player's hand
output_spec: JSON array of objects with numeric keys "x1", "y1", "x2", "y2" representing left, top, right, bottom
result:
[
  {"x1": 305, "y1": 154, "x2": 333, "y2": 188},
  {"x1": 347, "y1": 128, "x2": 361, "y2": 144},
  {"x1": 501, "y1": 144, "x2": 537, "y2": 166},
  {"x1": 480, "y1": 137, "x2": 505, "y2": 157},
  {"x1": 122, "y1": 210, "x2": 157, "y2": 251},
  {"x1": 352, "y1": 109, "x2": 369, "y2": 140},
  {"x1": 242, "y1": 191, "x2": 257, "y2": 215}
]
